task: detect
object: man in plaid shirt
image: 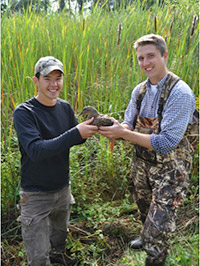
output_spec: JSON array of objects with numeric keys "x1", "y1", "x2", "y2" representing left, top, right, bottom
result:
[{"x1": 99, "y1": 34, "x2": 196, "y2": 266}]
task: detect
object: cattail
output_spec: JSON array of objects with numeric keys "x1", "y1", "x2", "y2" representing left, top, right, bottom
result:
[
  {"x1": 170, "y1": 20, "x2": 174, "y2": 33},
  {"x1": 190, "y1": 14, "x2": 198, "y2": 37},
  {"x1": 117, "y1": 23, "x2": 122, "y2": 47},
  {"x1": 154, "y1": 16, "x2": 157, "y2": 33}
]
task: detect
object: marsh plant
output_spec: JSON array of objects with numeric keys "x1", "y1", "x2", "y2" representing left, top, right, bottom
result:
[{"x1": 1, "y1": 0, "x2": 199, "y2": 265}]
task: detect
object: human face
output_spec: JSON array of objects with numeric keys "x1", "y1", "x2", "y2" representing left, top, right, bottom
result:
[
  {"x1": 33, "y1": 70, "x2": 63, "y2": 106},
  {"x1": 136, "y1": 44, "x2": 168, "y2": 85}
]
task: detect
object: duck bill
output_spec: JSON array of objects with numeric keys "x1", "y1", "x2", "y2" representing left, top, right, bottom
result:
[{"x1": 78, "y1": 111, "x2": 83, "y2": 116}]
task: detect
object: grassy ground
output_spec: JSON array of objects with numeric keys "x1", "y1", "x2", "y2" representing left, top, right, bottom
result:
[
  {"x1": 1, "y1": 192, "x2": 199, "y2": 265},
  {"x1": 1, "y1": 0, "x2": 199, "y2": 264},
  {"x1": 1, "y1": 139, "x2": 199, "y2": 265}
]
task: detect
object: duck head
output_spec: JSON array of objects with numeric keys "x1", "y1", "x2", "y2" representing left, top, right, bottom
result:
[{"x1": 78, "y1": 106, "x2": 100, "y2": 119}]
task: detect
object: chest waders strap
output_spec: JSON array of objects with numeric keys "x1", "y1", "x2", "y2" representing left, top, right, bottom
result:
[
  {"x1": 132, "y1": 81, "x2": 146, "y2": 129},
  {"x1": 133, "y1": 72, "x2": 181, "y2": 164},
  {"x1": 157, "y1": 72, "x2": 181, "y2": 132}
]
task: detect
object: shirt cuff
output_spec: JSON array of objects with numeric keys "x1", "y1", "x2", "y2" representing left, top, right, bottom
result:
[
  {"x1": 121, "y1": 121, "x2": 134, "y2": 130},
  {"x1": 150, "y1": 134, "x2": 162, "y2": 154}
]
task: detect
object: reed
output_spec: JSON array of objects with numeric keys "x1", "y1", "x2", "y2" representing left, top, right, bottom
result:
[
  {"x1": 2, "y1": 0, "x2": 199, "y2": 210},
  {"x1": 1, "y1": 1, "x2": 199, "y2": 264},
  {"x1": 2, "y1": 0, "x2": 199, "y2": 143},
  {"x1": 1, "y1": 0, "x2": 199, "y2": 230}
]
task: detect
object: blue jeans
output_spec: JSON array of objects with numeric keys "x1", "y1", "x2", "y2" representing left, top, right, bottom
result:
[{"x1": 18, "y1": 184, "x2": 75, "y2": 266}]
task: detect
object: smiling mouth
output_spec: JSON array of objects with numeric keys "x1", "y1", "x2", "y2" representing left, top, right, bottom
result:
[
  {"x1": 48, "y1": 89, "x2": 58, "y2": 93},
  {"x1": 145, "y1": 67, "x2": 153, "y2": 71}
]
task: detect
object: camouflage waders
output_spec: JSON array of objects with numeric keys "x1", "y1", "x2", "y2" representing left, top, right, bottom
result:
[{"x1": 130, "y1": 72, "x2": 197, "y2": 264}]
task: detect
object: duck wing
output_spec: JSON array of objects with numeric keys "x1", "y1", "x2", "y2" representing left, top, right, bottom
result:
[{"x1": 92, "y1": 115, "x2": 114, "y2": 127}]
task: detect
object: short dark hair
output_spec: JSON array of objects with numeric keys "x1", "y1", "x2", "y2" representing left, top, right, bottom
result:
[
  {"x1": 134, "y1": 34, "x2": 167, "y2": 56},
  {"x1": 35, "y1": 72, "x2": 40, "y2": 79}
]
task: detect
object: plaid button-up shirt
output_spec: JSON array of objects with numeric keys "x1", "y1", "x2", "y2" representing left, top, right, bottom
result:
[{"x1": 123, "y1": 73, "x2": 196, "y2": 155}]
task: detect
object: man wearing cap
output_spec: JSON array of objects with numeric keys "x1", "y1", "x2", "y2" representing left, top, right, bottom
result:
[{"x1": 13, "y1": 56, "x2": 98, "y2": 265}]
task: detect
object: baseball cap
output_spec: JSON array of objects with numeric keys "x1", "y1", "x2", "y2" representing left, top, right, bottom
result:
[{"x1": 34, "y1": 56, "x2": 64, "y2": 76}]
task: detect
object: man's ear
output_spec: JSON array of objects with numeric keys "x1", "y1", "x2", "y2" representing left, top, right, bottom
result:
[
  {"x1": 164, "y1": 51, "x2": 168, "y2": 61},
  {"x1": 32, "y1": 76, "x2": 38, "y2": 85}
]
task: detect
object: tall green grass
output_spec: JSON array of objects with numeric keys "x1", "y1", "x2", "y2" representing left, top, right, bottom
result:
[
  {"x1": 2, "y1": 0, "x2": 199, "y2": 147},
  {"x1": 1, "y1": 1, "x2": 199, "y2": 264},
  {"x1": 1, "y1": 0, "x2": 199, "y2": 229},
  {"x1": 1, "y1": 0, "x2": 199, "y2": 213}
]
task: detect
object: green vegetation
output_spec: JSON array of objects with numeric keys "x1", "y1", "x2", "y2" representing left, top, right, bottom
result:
[{"x1": 1, "y1": 0, "x2": 199, "y2": 265}]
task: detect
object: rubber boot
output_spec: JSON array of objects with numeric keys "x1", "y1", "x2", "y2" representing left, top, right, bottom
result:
[{"x1": 145, "y1": 257, "x2": 166, "y2": 266}]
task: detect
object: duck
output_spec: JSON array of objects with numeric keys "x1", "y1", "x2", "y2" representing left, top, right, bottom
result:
[{"x1": 78, "y1": 106, "x2": 114, "y2": 127}]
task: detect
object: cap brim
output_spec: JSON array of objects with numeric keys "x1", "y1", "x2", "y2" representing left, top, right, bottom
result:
[{"x1": 40, "y1": 65, "x2": 64, "y2": 76}]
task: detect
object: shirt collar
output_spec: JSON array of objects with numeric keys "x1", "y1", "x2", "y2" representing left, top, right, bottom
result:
[{"x1": 146, "y1": 73, "x2": 169, "y2": 90}]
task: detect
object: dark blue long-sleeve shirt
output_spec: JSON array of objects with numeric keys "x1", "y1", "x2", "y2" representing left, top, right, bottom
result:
[{"x1": 14, "y1": 97, "x2": 85, "y2": 192}]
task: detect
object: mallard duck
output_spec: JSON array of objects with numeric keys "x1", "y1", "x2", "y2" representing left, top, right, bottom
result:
[{"x1": 78, "y1": 106, "x2": 114, "y2": 127}]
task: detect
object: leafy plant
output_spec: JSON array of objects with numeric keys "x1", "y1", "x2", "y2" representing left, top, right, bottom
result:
[{"x1": 1, "y1": 0, "x2": 199, "y2": 265}]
